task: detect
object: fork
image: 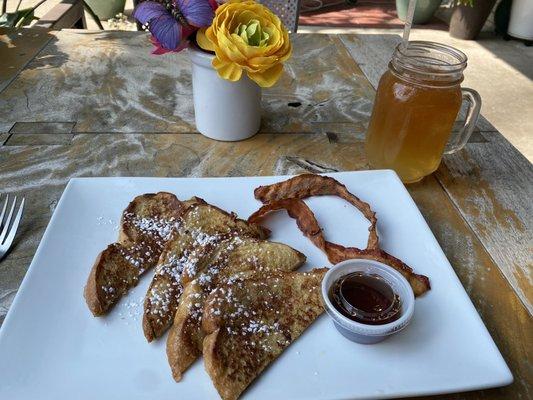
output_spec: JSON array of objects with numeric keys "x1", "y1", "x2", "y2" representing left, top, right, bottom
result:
[{"x1": 0, "y1": 195, "x2": 25, "y2": 261}]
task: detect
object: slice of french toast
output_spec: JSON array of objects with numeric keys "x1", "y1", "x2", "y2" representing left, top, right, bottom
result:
[
  {"x1": 142, "y1": 203, "x2": 269, "y2": 342},
  {"x1": 84, "y1": 192, "x2": 197, "y2": 316},
  {"x1": 202, "y1": 269, "x2": 327, "y2": 400},
  {"x1": 166, "y1": 238, "x2": 306, "y2": 381}
]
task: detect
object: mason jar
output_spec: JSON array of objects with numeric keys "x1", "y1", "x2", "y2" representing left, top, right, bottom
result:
[{"x1": 365, "y1": 41, "x2": 481, "y2": 183}]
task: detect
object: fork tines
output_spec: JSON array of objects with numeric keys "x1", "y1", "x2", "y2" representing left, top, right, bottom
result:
[{"x1": 0, "y1": 195, "x2": 25, "y2": 260}]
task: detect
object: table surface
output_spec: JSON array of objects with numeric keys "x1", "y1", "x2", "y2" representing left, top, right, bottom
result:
[{"x1": 0, "y1": 28, "x2": 531, "y2": 399}]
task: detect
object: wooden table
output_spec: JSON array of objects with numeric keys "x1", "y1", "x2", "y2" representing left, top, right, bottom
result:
[{"x1": 0, "y1": 29, "x2": 531, "y2": 399}]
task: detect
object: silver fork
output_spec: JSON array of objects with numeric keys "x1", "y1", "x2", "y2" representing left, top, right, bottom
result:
[{"x1": 0, "y1": 195, "x2": 25, "y2": 261}]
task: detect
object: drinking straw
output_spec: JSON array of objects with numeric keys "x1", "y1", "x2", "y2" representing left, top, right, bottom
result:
[{"x1": 402, "y1": 0, "x2": 417, "y2": 46}]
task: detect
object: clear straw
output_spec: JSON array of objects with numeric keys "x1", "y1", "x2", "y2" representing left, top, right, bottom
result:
[{"x1": 402, "y1": 0, "x2": 417, "y2": 46}]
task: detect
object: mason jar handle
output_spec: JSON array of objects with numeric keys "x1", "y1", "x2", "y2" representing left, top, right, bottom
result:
[{"x1": 444, "y1": 88, "x2": 482, "y2": 154}]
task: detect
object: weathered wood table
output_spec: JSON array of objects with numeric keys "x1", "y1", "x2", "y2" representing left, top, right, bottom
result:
[{"x1": 0, "y1": 29, "x2": 531, "y2": 399}]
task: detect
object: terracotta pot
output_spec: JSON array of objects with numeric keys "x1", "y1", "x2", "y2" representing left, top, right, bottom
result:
[{"x1": 449, "y1": 0, "x2": 497, "y2": 40}]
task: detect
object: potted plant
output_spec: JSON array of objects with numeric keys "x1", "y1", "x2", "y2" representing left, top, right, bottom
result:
[
  {"x1": 134, "y1": 0, "x2": 291, "y2": 141},
  {"x1": 449, "y1": 0, "x2": 497, "y2": 40},
  {"x1": 396, "y1": 0, "x2": 442, "y2": 25},
  {"x1": 85, "y1": 0, "x2": 126, "y2": 21},
  {"x1": 0, "y1": 0, "x2": 102, "y2": 28}
]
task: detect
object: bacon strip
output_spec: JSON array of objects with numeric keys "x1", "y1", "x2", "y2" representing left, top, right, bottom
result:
[
  {"x1": 254, "y1": 174, "x2": 379, "y2": 250},
  {"x1": 249, "y1": 175, "x2": 430, "y2": 296}
]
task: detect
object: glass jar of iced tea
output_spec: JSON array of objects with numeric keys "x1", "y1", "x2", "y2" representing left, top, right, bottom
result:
[{"x1": 365, "y1": 41, "x2": 481, "y2": 183}]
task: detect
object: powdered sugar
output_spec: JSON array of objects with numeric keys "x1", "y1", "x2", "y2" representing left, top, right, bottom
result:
[
  {"x1": 147, "y1": 284, "x2": 178, "y2": 317},
  {"x1": 157, "y1": 254, "x2": 184, "y2": 281},
  {"x1": 114, "y1": 296, "x2": 145, "y2": 325},
  {"x1": 145, "y1": 253, "x2": 188, "y2": 318},
  {"x1": 101, "y1": 286, "x2": 115, "y2": 295},
  {"x1": 96, "y1": 216, "x2": 119, "y2": 231},
  {"x1": 185, "y1": 291, "x2": 205, "y2": 321},
  {"x1": 193, "y1": 231, "x2": 220, "y2": 247},
  {"x1": 123, "y1": 212, "x2": 180, "y2": 243},
  {"x1": 118, "y1": 242, "x2": 157, "y2": 273},
  {"x1": 206, "y1": 282, "x2": 287, "y2": 352}
]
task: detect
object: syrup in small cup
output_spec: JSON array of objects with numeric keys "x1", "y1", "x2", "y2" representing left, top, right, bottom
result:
[{"x1": 321, "y1": 259, "x2": 415, "y2": 344}]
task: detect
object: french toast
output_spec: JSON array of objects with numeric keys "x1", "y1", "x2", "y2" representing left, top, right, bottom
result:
[
  {"x1": 202, "y1": 269, "x2": 327, "y2": 400},
  {"x1": 166, "y1": 238, "x2": 306, "y2": 381},
  {"x1": 84, "y1": 192, "x2": 197, "y2": 316},
  {"x1": 142, "y1": 203, "x2": 270, "y2": 342}
]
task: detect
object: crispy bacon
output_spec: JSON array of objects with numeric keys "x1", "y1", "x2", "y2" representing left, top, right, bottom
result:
[
  {"x1": 249, "y1": 174, "x2": 430, "y2": 296},
  {"x1": 254, "y1": 174, "x2": 379, "y2": 250}
]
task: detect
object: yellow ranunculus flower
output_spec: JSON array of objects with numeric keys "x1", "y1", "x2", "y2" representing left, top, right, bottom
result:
[{"x1": 196, "y1": 0, "x2": 292, "y2": 88}]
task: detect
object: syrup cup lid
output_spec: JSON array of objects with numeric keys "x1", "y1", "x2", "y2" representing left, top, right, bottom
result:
[{"x1": 322, "y1": 259, "x2": 415, "y2": 338}]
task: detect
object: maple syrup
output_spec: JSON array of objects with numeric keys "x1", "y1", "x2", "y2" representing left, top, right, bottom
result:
[{"x1": 329, "y1": 272, "x2": 401, "y2": 325}]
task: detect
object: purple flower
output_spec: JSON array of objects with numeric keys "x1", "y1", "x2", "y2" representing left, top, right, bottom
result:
[{"x1": 133, "y1": 0, "x2": 217, "y2": 52}]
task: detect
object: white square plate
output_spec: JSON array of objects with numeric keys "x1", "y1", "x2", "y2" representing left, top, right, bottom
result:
[{"x1": 0, "y1": 171, "x2": 512, "y2": 399}]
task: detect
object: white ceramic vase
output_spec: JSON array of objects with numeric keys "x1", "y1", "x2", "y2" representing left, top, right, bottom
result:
[
  {"x1": 508, "y1": 0, "x2": 533, "y2": 40},
  {"x1": 188, "y1": 45, "x2": 261, "y2": 141}
]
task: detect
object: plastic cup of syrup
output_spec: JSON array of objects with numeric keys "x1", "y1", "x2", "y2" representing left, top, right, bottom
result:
[{"x1": 321, "y1": 259, "x2": 415, "y2": 344}]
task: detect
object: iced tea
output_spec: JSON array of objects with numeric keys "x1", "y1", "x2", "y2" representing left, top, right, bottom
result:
[
  {"x1": 366, "y1": 70, "x2": 462, "y2": 183},
  {"x1": 365, "y1": 41, "x2": 481, "y2": 184}
]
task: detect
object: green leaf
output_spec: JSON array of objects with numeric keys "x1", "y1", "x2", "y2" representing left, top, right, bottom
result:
[
  {"x1": 0, "y1": 12, "x2": 19, "y2": 27},
  {"x1": 81, "y1": 0, "x2": 104, "y2": 30},
  {"x1": 456, "y1": 0, "x2": 474, "y2": 6},
  {"x1": 0, "y1": 8, "x2": 35, "y2": 27}
]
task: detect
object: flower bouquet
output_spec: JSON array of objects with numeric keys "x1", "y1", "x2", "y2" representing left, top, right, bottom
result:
[{"x1": 134, "y1": 0, "x2": 292, "y2": 141}]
